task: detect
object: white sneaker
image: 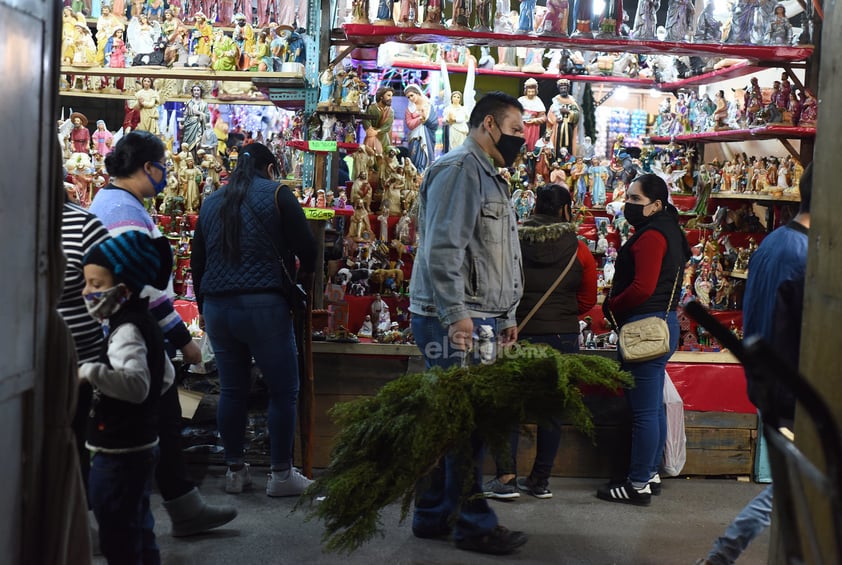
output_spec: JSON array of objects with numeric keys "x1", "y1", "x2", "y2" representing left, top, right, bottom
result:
[
  {"x1": 226, "y1": 463, "x2": 252, "y2": 494},
  {"x1": 266, "y1": 467, "x2": 313, "y2": 497}
]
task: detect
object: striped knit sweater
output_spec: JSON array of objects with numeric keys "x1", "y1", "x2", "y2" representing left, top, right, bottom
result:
[
  {"x1": 59, "y1": 202, "x2": 112, "y2": 364},
  {"x1": 89, "y1": 186, "x2": 192, "y2": 349}
]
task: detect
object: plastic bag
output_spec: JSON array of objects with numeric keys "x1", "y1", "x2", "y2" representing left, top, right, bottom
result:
[
  {"x1": 661, "y1": 370, "x2": 687, "y2": 477},
  {"x1": 189, "y1": 334, "x2": 215, "y2": 375}
]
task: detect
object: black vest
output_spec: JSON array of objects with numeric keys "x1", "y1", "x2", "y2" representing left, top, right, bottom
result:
[
  {"x1": 87, "y1": 297, "x2": 165, "y2": 450},
  {"x1": 611, "y1": 212, "x2": 691, "y2": 326}
]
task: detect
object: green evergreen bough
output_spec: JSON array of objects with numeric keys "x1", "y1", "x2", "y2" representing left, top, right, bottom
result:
[{"x1": 300, "y1": 343, "x2": 631, "y2": 553}]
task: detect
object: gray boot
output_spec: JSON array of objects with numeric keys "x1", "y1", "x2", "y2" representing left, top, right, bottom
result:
[{"x1": 162, "y1": 487, "x2": 237, "y2": 537}]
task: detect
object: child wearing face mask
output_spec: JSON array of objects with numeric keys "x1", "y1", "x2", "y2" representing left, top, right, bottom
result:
[{"x1": 79, "y1": 230, "x2": 176, "y2": 565}]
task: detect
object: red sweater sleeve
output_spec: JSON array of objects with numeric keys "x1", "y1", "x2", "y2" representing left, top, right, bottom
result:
[
  {"x1": 576, "y1": 240, "x2": 598, "y2": 314},
  {"x1": 609, "y1": 230, "x2": 667, "y2": 316}
]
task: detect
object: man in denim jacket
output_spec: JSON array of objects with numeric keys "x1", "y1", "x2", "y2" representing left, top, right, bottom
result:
[{"x1": 409, "y1": 91, "x2": 527, "y2": 555}]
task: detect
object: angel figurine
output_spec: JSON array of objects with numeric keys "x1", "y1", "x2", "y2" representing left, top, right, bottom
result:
[
  {"x1": 126, "y1": 13, "x2": 162, "y2": 58},
  {"x1": 511, "y1": 189, "x2": 536, "y2": 223}
]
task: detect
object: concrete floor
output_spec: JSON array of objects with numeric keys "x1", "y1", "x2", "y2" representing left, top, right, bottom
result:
[{"x1": 95, "y1": 466, "x2": 771, "y2": 565}]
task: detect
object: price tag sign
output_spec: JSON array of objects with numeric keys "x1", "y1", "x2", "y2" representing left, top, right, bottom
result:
[
  {"x1": 303, "y1": 207, "x2": 336, "y2": 220},
  {"x1": 308, "y1": 140, "x2": 338, "y2": 152}
]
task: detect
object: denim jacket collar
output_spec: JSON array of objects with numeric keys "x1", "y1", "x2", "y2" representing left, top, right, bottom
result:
[{"x1": 462, "y1": 136, "x2": 504, "y2": 181}]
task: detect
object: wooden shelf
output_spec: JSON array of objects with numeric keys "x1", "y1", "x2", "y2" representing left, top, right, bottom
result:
[
  {"x1": 709, "y1": 191, "x2": 800, "y2": 202},
  {"x1": 651, "y1": 125, "x2": 816, "y2": 143},
  {"x1": 342, "y1": 24, "x2": 814, "y2": 61},
  {"x1": 670, "y1": 351, "x2": 739, "y2": 363},
  {"x1": 61, "y1": 65, "x2": 305, "y2": 82},
  {"x1": 59, "y1": 89, "x2": 276, "y2": 106}
]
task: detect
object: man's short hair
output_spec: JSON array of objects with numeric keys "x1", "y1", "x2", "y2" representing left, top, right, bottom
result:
[{"x1": 468, "y1": 91, "x2": 523, "y2": 129}]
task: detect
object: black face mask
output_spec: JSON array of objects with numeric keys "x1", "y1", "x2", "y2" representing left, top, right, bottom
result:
[
  {"x1": 493, "y1": 121, "x2": 524, "y2": 167},
  {"x1": 624, "y1": 202, "x2": 653, "y2": 228}
]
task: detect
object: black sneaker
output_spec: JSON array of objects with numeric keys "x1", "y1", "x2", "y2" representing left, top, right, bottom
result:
[
  {"x1": 482, "y1": 477, "x2": 520, "y2": 500},
  {"x1": 596, "y1": 480, "x2": 652, "y2": 506},
  {"x1": 455, "y1": 526, "x2": 529, "y2": 555},
  {"x1": 516, "y1": 476, "x2": 553, "y2": 499},
  {"x1": 649, "y1": 473, "x2": 662, "y2": 496}
]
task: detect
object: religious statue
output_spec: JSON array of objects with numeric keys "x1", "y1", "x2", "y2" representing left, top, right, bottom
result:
[
  {"x1": 135, "y1": 78, "x2": 161, "y2": 134},
  {"x1": 351, "y1": 170, "x2": 373, "y2": 212},
  {"x1": 547, "y1": 78, "x2": 580, "y2": 157},
  {"x1": 540, "y1": 0, "x2": 569, "y2": 35},
  {"x1": 664, "y1": 0, "x2": 694, "y2": 41},
  {"x1": 767, "y1": 3, "x2": 793, "y2": 45},
  {"x1": 404, "y1": 84, "x2": 438, "y2": 173},
  {"x1": 349, "y1": 199, "x2": 373, "y2": 241},
  {"x1": 351, "y1": 0, "x2": 371, "y2": 24},
  {"x1": 443, "y1": 91, "x2": 470, "y2": 152},
  {"x1": 362, "y1": 87, "x2": 394, "y2": 154},
  {"x1": 473, "y1": 0, "x2": 493, "y2": 31},
  {"x1": 91, "y1": 120, "x2": 114, "y2": 157},
  {"x1": 571, "y1": 0, "x2": 593, "y2": 36},
  {"x1": 69, "y1": 112, "x2": 91, "y2": 154},
  {"x1": 179, "y1": 155, "x2": 202, "y2": 212},
  {"x1": 694, "y1": 0, "x2": 721, "y2": 42},
  {"x1": 725, "y1": 0, "x2": 776, "y2": 44},
  {"x1": 798, "y1": 88, "x2": 818, "y2": 127},
  {"x1": 422, "y1": 0, "x2": 444, "y2": 27},
  {"x1": 450, "y1": 0, "x2": 471, "y2": 28},
  {"x1": 517, "y1": 0, "x2": 537, "y2": 32},
  {"x1": 630, "y1": 0, "x2": 659, "y2": 39},
  {"x1": 517, "y1": 79, "x2": 547, "y2": 152},
  {"x1": 182, "y1": 84, "x2": 210, "y2": 158},
  {"x1": 398, "y1": 0, "x2": 418, "y2": 26}
]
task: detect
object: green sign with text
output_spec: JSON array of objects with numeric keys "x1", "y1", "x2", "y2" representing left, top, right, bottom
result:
[
  {"x1": 308, "y1": 140, "x2": 338, "y2": 152},
  {"x1": 303, "y1": 207, "x2": 336, "y2": 220}
]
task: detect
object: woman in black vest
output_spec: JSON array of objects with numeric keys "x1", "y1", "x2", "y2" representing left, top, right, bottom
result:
[
  {"x1": 598, "y1": 174, "x2": 690, "y2": 506},
  {"x1": 192, "y1": 142, "x2": 317, "y2": 497}
]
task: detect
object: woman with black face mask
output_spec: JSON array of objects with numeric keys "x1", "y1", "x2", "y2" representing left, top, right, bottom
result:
[{"x1": 597, "y1": 173, "x2": 690, "y2": 507}]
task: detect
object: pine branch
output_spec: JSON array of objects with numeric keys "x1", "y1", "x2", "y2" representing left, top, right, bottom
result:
[{"x1": 297, "y1": 343, "x2": 631, "y2": 553}]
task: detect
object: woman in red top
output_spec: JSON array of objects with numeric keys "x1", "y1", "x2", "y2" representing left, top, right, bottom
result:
[{"x1": 598, "y1": 174, "x2": 690, "y2": 506}]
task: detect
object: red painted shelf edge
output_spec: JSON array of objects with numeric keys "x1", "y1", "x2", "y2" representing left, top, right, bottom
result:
[{"x1": 342, "y1": 24, "x2": 814, "y2": 62}]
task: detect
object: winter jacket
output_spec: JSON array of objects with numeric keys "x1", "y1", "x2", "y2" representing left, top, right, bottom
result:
[{"x1": 516, "y1": 215, "x2": 598, "y2": 335}]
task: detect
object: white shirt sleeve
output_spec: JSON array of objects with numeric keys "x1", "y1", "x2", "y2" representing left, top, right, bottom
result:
[{"x1": 79, "y1": 323, "x2": 151, "y2": 404}]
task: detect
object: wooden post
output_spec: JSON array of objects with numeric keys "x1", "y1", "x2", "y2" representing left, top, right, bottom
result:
[{"x1": 785, "y1": 3, "x2": 842, "y2": 562}]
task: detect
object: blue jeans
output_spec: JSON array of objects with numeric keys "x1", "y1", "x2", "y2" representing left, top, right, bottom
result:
[
  {"x1": 204, "y1": 292, "x2": 300, "y2": 470},
  {"x1": 707, "y1": 485, "x2": 773, "y2": 564},
  {"x1": 411, "y1": 314, "x2": 499, "y2": 541},
  {"x1": 621, "y1": 311, "x2": 679, "y2": 485},
  {"x1": 496, "y1": 333, "x2": 580, "y2": 480},
  {"x1": 89, "y1": 447, "x2": 159, "y2": 565}
]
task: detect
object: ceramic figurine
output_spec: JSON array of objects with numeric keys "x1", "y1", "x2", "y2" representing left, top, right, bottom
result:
[
  {"x1": 767, "y1": 3, "x2": 793, "y2": 45},
  {"x1": 596, "y1": 0, "x2": 623, "y2": 37},
  {"x1": 473, "y1": 0, "x2": 492, "y2": 31},
  {"x1": 571, "y1": 0, "x2": 593, "y2": 36},
  {"x1": 547, "y1": 78, "x2": 581, "y2": 157},
  {"x1": 494, "y1": 0, "x2": 512, "y2": 31},
  {"x1": 539, "y1": 0, "x2": 569, "y2": 36},
  {"x1": 398, "y1": 0, "x2": 418, "y2": 25},
  {"x1": 404, "y1": 84, "x2": 437, "y2": 173},
  {"x1": 422, "y1": 0, "x2": 444, "y2": 27},
  {"x1": 375, "y1": 0, "x2": 394, "y2": 23},
  {"x1": 358, "y1": 315, "x2": 373, "y2": 338},
  {"x1": 135, "y1": 78, "x2": 161, "y2": 135},
  {"x1": 664, "y1": 0, "x2": 694, "y2": 41},
  {"x1": 725, "y1": 0, "x2": 775, "y2": 44},
  {"x1": 351, "y1": 0, "x2": 371, "y2": 24},
  {"x1": 451, "y1": 0, "x2": 471, "y2": 29},
  {"x1": 630, "y1": 0, "x2": 659, "y2": 39},
  {"x1": 517, "y1": 0, "x2": 536, "y2": 32},
  {"x1": 518, "y1": 79, "x2": 547, "y2": 152},
  {"x1": 478, "y1": 46, "x2": 496, "y2": 68},
  {"x1": 443, "y1": 91, "x2": 470, "y2": 152},
  {"x1": 693, "y1": 0, "x2": 721, "y2": 42},
  {"x1": 798, "y1": 89, "x2": 817, "y2": 127}
]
